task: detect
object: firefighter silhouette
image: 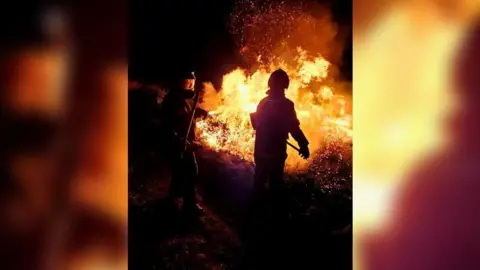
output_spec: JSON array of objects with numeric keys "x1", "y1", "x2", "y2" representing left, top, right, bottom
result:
[
  {"x1": 250, "y1": 69, "x2": 310, "y2": 204},
  {"x1": 160, "y1": 70, "x2": 208, "y2": 216}
]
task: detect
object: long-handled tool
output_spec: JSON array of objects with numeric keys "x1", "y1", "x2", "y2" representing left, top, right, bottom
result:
[
  {"x1": 287, "y1": 140, "x2": 309, "y2": 160},
  {"x1": 181, "y1": 87, "x2": 201, "y2": 159},
  {"x1": 286, "y1": 140, "x2": 300, "y2": 152}
]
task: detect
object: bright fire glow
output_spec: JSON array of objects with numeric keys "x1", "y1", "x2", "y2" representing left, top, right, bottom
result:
[
  {"x1": 353, "y1": 1, "x2": 480, "y2": 270},
  {"x1": 354, "y1": 0, "x2": 477, "y2": 234},
  {"x1": 196, "y1": 47, "x2": 352, "y2": 170}
]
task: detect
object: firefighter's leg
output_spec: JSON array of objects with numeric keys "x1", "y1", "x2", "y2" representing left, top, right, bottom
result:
[
  {"x1": 269, "y1": 158, "x2": 288, "y2": 215},
  {"x1": 167, "y1": 157, "x2": 182, "y2": 200},
  {"x1": 269, "y1": 158, "x2": 286, "y2": 195},
  {"x1": 253, "y1": 158, "x2": 269, "y2": 201},
  {"x1": 243, "y1": 158, "x2": 270, "y2": 262},
  {"x1": 182, "y1": 151, "x2": 199, "y2": 211},
  {"x1": 264, "y1": 157, "x2": 288, "y2": 266},
  {"x1": 247, "y1": 157, "x2": 270, "y2": 226}
]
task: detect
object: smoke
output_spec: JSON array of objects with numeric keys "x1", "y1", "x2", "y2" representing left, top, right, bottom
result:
[{"x1": 232, "y1": 1, "x2": 341, "y2": 63}]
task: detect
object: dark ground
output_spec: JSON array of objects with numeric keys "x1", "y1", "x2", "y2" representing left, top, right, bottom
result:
[{"x1": 128, "y1": 119, "x2": 352, "y2": 269}]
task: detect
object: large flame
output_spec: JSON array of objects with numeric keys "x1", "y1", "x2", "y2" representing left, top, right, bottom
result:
[
  {"x1": 191, "y1": 0, "x2": 352, "y2": 170},
  {"x1": 196, "y1": 47, "x2": 352, "y2": 170}
]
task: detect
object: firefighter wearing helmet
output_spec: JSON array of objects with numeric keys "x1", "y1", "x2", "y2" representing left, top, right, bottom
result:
[
  {"x1": 249, "y1": 69, "x2": 310, "y2": 208},
  {"x1": 160, "y1": 69, "x2": 208, "y2": 217}
]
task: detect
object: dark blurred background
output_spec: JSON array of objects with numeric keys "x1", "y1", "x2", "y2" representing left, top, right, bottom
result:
[{"x1": 0, "y1": 2, "x2": 127, "y2": 269}]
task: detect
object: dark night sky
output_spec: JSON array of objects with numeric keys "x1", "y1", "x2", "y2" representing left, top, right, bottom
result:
[{"x1": 129, "y1": 0, "x2": 352, "y2": 87}]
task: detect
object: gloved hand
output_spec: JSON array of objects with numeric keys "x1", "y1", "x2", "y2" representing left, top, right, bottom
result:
[
  {"x1": 299, "y1": 144, "x2": 310, "y2": 159},
  {"x1": 196, "y1": 108, "x2": 209, "y2": 120}
]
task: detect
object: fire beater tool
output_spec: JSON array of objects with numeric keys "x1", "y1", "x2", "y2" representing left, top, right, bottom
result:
[{"x1": 181, "y1": 86, "x2": 201, "y2": 159}]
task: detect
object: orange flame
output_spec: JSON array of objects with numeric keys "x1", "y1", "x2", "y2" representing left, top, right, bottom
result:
[{"x1": 196, "y1": 47, "x2": 352, "y2": 170}]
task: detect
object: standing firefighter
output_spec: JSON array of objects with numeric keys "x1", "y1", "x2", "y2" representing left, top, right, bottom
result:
[
  {"x1": 160, "y1": 70, "x2": 208, "y2": 216},
  {"x1": 250, "y1": 69, "x2": 310, "y2": 205}
]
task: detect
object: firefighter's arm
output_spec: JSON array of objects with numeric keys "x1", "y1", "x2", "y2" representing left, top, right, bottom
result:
[
  {"x1": 194, "y1": 108, "x2": 209, "y2": 119},
  {"x1": 288, "y1": 104, "x2": 309, "y2": 147}
]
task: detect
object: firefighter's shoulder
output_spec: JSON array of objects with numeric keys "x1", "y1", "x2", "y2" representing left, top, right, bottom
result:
[{"x1": 283, "y1": 98, "x2": 295, "y2": 107}]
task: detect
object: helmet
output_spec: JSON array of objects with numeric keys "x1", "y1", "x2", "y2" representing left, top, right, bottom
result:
[
  {"x1": 181, "y1": 71, "x2": 196, "y2": 80},
  {"x1": 268, "y1": 69, "x2": 290, "y2": 90},
  {"x1": 177, "y1": 70, "x2": 196, "y2": 90}
]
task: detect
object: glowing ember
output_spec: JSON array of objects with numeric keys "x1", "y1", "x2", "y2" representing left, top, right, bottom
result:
[{"x1": 196, "y1": 47, "x2": 352, "y2": 170}]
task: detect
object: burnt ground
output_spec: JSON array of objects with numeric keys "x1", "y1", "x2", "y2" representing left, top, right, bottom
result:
[{"x1": 128, "y1": 146, "x2": 352, "y2": 270}]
